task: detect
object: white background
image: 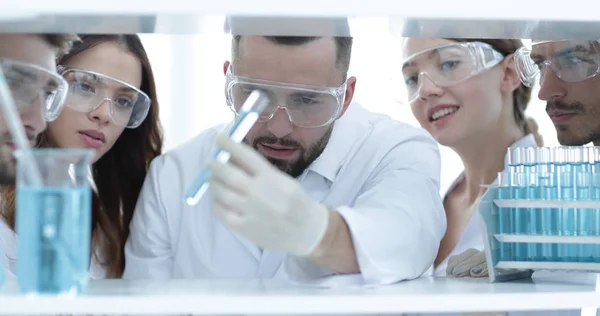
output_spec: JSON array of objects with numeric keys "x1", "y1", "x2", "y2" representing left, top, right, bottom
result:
[{"x1": 139, "y1": 34, "x2": 557, "y2": 194}]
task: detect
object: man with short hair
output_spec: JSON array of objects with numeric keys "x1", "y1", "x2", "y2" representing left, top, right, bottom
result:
[
  {"x1": 515, "y1": 39, "x2": 600, "y2": 146},
  {"x1": 124, "y1": 35, "x2": 446, "y2": 284},
  {"x1": 0, "y1": 34, "x2": 77, "y2": 184}
]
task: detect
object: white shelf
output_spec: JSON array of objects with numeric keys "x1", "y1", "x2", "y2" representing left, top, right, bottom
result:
[
  {"x1": 0, "y1": 276, "x2": 600, "y2": 315},
  {"x1": 0, "y1": 0, "x2": 598, "y2": 19},
  {"x1": 1, "y1": 0, "x2": 600, "y2": 37}
]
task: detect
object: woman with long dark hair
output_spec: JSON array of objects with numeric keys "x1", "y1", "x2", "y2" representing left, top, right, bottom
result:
[{"x1": 0, "y1": 34, "x2": 163, "y2": 278}]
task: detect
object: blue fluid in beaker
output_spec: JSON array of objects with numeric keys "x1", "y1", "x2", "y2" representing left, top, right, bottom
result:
[{"x1": 15, "y1": 186, "x2": 91, "y2": 294}]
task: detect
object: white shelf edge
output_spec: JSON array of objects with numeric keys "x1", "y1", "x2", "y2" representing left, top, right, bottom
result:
[
  {"x1": 494, "y1": 200, "x2": 600, "y2": 208},
  {"x1": 495, "y1": 234, "x2": 600, "y2": 244},
  {"x1": 497, "y1": 261, "x2": 600, "y2": 272}
]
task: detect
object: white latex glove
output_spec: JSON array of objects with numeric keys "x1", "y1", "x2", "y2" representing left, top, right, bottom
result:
[
  {"x1": 446, "y1": 248, "x2": 489, "y2": 278},
  {"x1": 207, "y1": 133, "x2": 330, "y2": 257}
]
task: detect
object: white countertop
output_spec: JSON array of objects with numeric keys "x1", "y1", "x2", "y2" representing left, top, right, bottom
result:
[{"x1": 0, "y1": 274, "x2": 599, "y2": 315}]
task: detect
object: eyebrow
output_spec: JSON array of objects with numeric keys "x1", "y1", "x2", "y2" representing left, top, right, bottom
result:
[
  {"x1": 402, "y1": 49, "x2": 442, "y2": 71},
  {"x1": 556, "y1": 45, "x2": 590, "y2": 57},
  {"x1": 290, "y1": 91, "x2": 320, "y2": 99},
  {"x1": 9, "y1": 67, "x2": 38, "y2": 83}
]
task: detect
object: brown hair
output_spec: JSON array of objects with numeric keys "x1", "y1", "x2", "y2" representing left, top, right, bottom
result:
[
  {"x1": 38, "y1": 34, "x2": 80, "y2": 58},
  {"x1": 232, "y1": 36, "x2": 353, "y2": 80},
  {"x1": 1, "y1": 34, "x2": 163, "y2": 278},
  {"x1": 449, "y1": 38, "x2": 543, "y2": 146}
]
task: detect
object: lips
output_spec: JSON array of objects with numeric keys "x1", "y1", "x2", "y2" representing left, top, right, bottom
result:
[
  {"x1": 547, "y1": 111, "x2": 577, "y2": 124},
  {"x1": 427, "y1": 104, "x2": 460, "y2": 122},
  {"x1": 78, "y1": 130, "x2": 105, "y2": 149},
  {"x1": 258, "y1": 143, "x2": 298, "y2": 159}
]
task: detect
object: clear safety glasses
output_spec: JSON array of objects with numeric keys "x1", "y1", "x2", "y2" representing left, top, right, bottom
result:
[
  {"x1": 0, "y1": 59, "x2": 68, "y2": 122},
  {"x1": 58, "y1": 66, "x2": 151, "y2": 129},
  {"x1": 225, "y1": 67, "x2": 347, "y2": 128},
  {"x1": 514, "y1": 40, "x2": 600, "y2": 87},
  {"x1": 400, "y1": 41, "x2": 505, "y2": 103}
]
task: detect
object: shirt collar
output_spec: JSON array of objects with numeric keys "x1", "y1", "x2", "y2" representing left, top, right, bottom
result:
[{"x1": 305, "y1": 103, "x2": 369, "y2": 183}]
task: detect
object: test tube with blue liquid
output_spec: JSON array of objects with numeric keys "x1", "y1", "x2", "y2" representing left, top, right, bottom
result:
[
  {"x1": 524, "y1": 147, "x2": 539, "y2": 260},
  {"x1": 537, "y1": 147, "x2": 557, "y2": 261},
  {"x1": 496, "y1": 171, "x2": 512, "y2": 261},
  {"x1": 507, "y1": 147, "x2": 524, "y2": 235},
  {"x1": 556, "y1": 147, "x2": 576, "y2": 261},
  {"x1": 591, "y1": 147, "x2": 600, "y2": 262},
  {"x1": 508, "y1": 148, "x2": 529, "y2": 260},
  {"x1": 184, "y1": 90, "x2": 270, "y2": 206},
  {"x1": 576, "y1": 147, "x2": 592, "y2": 262}
]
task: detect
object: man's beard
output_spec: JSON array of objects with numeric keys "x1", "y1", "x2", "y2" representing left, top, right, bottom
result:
[
  {"x1": 547, "y1": 99, "x2": 600, "y2": 146},
  {"x1": 248, "y1": 126, "x2": 334, "y2": 178}
]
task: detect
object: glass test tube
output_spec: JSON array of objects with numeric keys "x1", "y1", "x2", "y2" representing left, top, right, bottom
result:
[
  {"x1": 497, "y1": 171, "x2": 512, "y2": 261},
  {"x1": 538, "y1": 147, "x2": 557, "y2": 261},
  {"x1": 524, "y1": 147, "x2": 538, "y2": 261},
  {"x1": 591, "y1": 147, "x2": 600, "y2": 262}
]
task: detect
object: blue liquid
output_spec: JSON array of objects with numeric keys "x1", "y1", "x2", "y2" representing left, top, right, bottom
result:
[
  {"x1": 525, "y1": 171, "x2": 539, "y2": 261},
  {"x1": 557, "y1": 164, "x2": 576, "y2": 261},
  {"x1": 497, "y1": 186, "x2": 513, "y2": 261},
  {"x1": 575, "y1": 168, "x2": 592, "y2": 262},
  {"x1": 539, "y1": 173, "x2": 558, "y2": 261},
  {"x1": 592, "y1": 170, "x2": 600, "y2": 262},
  {"x1": 511, "y1": 177, "x2": 528, "y2": 261},
  {"x1": 15, "y1": 186, "x2": 91, "y2": 294}
]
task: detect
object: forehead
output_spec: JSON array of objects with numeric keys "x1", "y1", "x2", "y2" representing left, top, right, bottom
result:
[
  {"x1": 0, "y1": 34, "x2": 56, "y2": 72},
  {"x1": 62, "y1": 41, "x2": 143, "y2": 89},
  {"x1": 402, "y1": 38, "x2": 458, "y2": 59},
  {"x1": 233, "y1": 36, "x2": 341, "y2": 87}
]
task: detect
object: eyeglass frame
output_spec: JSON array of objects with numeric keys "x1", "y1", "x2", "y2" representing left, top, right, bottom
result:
[
  {"x1": 401, "y1": 41, "x2": 505, "y2": 102},
  {"x1": 57, "y1": 65, "x2": 151, "y2": 129},
  {"x1": 224, "y1": 66, "x2": 348, "y2": 128},
  {"x1": 515, "y1": 40, "x2": 600, "y2": 87},
  {"x1": 0, "y1": 58, "x2": 69, "y2": 122}
]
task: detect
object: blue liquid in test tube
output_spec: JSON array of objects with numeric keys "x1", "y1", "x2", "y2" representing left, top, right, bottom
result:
[
  {"x1": 524, "y1": 147, "x2": 538, "y2": 261},
  {"x1": 591, "y1": 147, "x2": 600, "y2": 262},
  {"x1": 539, "y1": 147, "x2": 557, "y2": 261},
  {"x1": 497, "y1": 171, "x2": 512, "y2": 261},
  {"x1": 508, "y1": 148, "x2": 525, "y2": 260},
  {"x1": 557, "y1": 147, "x2": 577, "y2": 261},
  {"x1": 576, "y1": 147, "x2": 592, "y2": 262}
]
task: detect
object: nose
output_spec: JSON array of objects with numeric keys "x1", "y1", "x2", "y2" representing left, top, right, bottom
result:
[
  {"x1": 266, "y1": 107, "x2": 294, "y2": 138},
  {"x1": 416, "y1": 74, "x2": 444, "y2": 101},
  {"x1": 88, "y1": 99, "x2": 113, "y2": 125},
  {"x1": 537, "y1": 67, "x2": 566, "y2": 101},
  {"x1": 18, "y1": 94, "x2": 46, "y2": 137}
]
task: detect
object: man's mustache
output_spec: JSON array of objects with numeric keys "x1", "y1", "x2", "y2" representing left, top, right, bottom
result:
[{"x1": 546, "y1": 100, "x2": 585, "y2": 113}]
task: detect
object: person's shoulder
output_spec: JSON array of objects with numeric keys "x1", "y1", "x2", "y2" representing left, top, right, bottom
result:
[{"x1": 343, "y1": 102, "x2": 435, "y2": 146}]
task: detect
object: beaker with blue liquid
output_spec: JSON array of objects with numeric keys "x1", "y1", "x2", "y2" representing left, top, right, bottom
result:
[{"x1": 14, "y1": 148, "x2": 93, "y2": 295}]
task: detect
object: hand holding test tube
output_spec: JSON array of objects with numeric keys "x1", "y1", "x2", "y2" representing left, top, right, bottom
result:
[{"x1": 184, "y1": 90, "x2": 270, "y2": 206}]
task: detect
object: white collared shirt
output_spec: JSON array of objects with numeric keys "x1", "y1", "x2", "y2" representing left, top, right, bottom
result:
[{"x1": 123, "y1": 102, "x2": 446, "y2": 285}]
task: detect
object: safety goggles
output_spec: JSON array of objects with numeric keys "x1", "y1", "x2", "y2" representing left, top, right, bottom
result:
[
  {"x1": 400, "y1": 42, "x2": 505, "y2": 103},
  {"x1": 514, "y1": 40, "x2": 600, "y2": 87},
  {"x1": 58, "y1": 66, "x2": 151, "y2": 129},
  {"x1": 0, "y1": 59, "x2": 68, "y2": 122},
  {"x1": 225, "y1": 67, "x2": 347, "y2": 128}
]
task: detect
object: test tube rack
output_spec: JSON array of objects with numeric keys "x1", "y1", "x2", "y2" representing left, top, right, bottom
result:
[{"x1": 480, "y1": 146, "x2": 600, "y2": 282}]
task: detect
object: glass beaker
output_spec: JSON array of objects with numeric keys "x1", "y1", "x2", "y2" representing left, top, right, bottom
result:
[{"x1": 14, "y1": 148, "x2": 93, "y2": 295}]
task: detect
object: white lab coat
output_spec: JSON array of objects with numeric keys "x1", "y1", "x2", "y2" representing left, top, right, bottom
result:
[
  {"x1": 434, "y1": 134, "x2": 537, "y2": 276},
  {"x1": 123, "y1": 102, "x2": 447, "y2": 284}
]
